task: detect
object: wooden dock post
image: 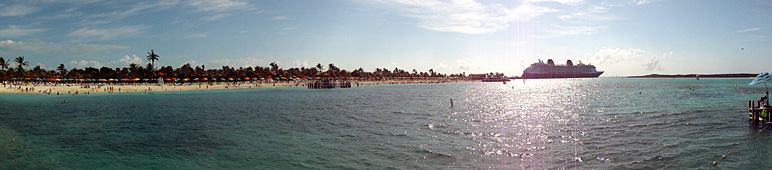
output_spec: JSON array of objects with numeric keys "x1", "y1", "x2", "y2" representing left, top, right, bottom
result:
[{"x1": 750, "y1": 100, "x2": 760, "y2": 126}]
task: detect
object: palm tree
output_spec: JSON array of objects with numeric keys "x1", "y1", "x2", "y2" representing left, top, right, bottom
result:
[
  {"x1": 146, "y1": 49, "x2": 160, "y2": 71},
  {"x1": 57, "y1": 64, "x2": 66, "y2": 77},
  {"x1": 0, "y1": 57, "x2": 9, "y2": 71},
  {"x1": 14, "y1": 56, "x2": 28, "y2": 77}
]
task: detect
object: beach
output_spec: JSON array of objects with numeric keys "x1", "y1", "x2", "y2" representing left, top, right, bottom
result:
[{"x1": 0, "y1": 79, "x2": 474, "y2": 94}]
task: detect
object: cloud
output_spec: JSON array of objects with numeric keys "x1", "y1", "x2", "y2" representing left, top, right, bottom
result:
[
  {"x1": 0, "y1": 4, "x2": 39, "y2": 17},
  {"x1": 433, "y1": 62, "x2": 450, "y2": 70},
  {"x1": 68, "y1": 25, "x2": 149, "y2": 41},
  {"x1": 69, "y1": 60, "x2": 105, "y2": 68},
  {"x1": 119, "y1": 0, "x2": 179, "y2": 17},
  {"x1": 527, "y1": 0, "x2": 585, "y2": 5},
  {"x1": 203, "y1": 13, "x2": 231, "y2": 21},
  {"x1": 457, "y1": 60, "x2": 479, "y2": 71},
  {"x1": 631, "y1": 0, "x2": 650, "y2": 5},
  {"x1": 539, "y1": 24, "x2": 604, "y2": 38},
  {"x1": 188, "y1": 0, "x2": 251, "y2": 12},
  {"x1": 730, "y1": 28, "x2": 761, "y2": 34},
  {"x1": 380, "y1": 0, "x2": 558, "y2": 34},
  {"x1": 291, "y1": 59, "x2": 309, "y2": 68},
  {"x1": 187, "y1": 0, "x2": 253, "y2": 22},
  {"x1": 0, "y1": 39, "x2": 128, "y2": 56},
  {"x1": 643, "y1": 51, "x2": 671, "y2": 71},
  {"x1": 0, "y1": 25, "x2": 46, "y2": 38},
  {"x1": 209, "y1": 57, "x2": 266, "y2": 68},
  {"x1": 184, "y1": 32, "x2": 207, "y2": 39},
  {"x1": 273, "y1": 16, "x2": 288, "y2": 20},
  {"x1": 283, "y1": 26, "x2": 299, "y2": 30},
  {"x1": 111, "y1": 54, "x2": 146, "y2": 66},
  {"x1": 67, "y1": 54, "x2": 150, "y2": 69},
  {"x1": 584, "y1": 47, "x2": 645, "y2": 65},
  {"x1": 557, "y1": 4, "x2": 618, "y2": 21}
]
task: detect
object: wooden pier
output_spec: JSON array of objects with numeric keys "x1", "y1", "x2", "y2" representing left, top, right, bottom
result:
[
  {"x1": 748, "y1": 100, "x2": 772, "y2": 126},
  {"x1": 307, "y1": 79, "x2": 351, "y2": 89}
]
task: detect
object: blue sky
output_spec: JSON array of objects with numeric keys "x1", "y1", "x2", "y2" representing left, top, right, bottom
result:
[{"x1": 0, "y1": 0, "x2": 770, "y2": 77}]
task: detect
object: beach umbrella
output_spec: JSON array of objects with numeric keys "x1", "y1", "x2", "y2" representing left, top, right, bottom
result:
[{"x1": 750, "y1": 72, "x2": 772, "y2": 92}]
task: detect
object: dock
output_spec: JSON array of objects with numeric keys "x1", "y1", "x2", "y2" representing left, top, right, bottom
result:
[
  {"x1": 748, "y1": 100, "x2": 772, "y2": 126},
  {"x1": 307, "y1": 79, "x2": 351, "y2": 89}
]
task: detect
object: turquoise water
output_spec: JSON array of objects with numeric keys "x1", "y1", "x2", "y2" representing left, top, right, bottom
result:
[{"x1": 0, "y1": 78, "x2": 770, "y2": 169}]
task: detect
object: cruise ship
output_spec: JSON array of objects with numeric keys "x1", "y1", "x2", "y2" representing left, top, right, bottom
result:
[{"x1": 521, "y1": 59, "x2": 604, "y2": 79}]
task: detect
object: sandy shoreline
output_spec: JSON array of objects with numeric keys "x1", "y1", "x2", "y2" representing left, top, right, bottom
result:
[{"x1": 0, "y1": 80, "x2": 475, "y2": 95}]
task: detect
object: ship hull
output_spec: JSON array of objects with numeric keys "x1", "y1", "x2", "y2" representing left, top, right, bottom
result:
[{"x1": 521, "y1": 71, "x2": 604, "y2": 79}]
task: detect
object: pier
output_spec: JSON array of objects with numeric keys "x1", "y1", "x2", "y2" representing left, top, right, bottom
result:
[
  {"x1": 748, "y1": 100, "x2": 772, "y2": 126},
  {"x1": 307, "y1": 79, "x2": 351, "y2": 89}
]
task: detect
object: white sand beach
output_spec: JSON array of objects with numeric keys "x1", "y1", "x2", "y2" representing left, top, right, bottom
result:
[{"x1": 0, "y1": 79, "x2": 474, "y2": 95}]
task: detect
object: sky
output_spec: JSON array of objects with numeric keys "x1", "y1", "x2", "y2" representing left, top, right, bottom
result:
[{"x1": 0, "y1": 0, "x2": 771, "y2": 77}]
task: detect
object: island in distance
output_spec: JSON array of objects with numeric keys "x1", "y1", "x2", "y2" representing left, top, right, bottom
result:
[{"x1": 628, "y1": 73, "x2": 757, "y2": 78}]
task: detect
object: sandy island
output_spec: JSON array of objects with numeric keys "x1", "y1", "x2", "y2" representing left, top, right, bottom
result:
[{"x1": 0, "y1": 80, "x2": 475, "y2": 95}]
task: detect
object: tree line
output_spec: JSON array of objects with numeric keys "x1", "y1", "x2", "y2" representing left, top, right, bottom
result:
[{"x1": 0, "y1": 50, "x2": 466, "y2": 80}]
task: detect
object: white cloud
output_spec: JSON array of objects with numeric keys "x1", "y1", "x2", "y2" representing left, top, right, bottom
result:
[
  {"x1": 643, "y1": 51, "x2": 671, "y2": 71},
  {"x1": 381, "y1": 0, "x2": 558, "y2": 34},
  {"x1": 186, "y1": 0, "x2": 253, "y2": 22},
  {"x1": 584, "y1": 47, "x2": 645, "y2": 65},
  {"x1": 273, "y1": 16, "x2": 288, "y2": 20},
  {"x1": 119, "y1": 0, "x2": 179, "y2": 17},
  {"x1": 188, "y1": 0, "x2": 251, "y2": 12},
  {"x1": 0, "y1": 5, "x2": 38, "y2": 17},
  {"x1": 203, "y1": 13, "x2": 231, "y2": 21},
  {"x1": 0, "y1": 39, "x2": 20, "y2": 45},
  {"x1": 558, "y1": 5, "x2": 616, "y2": 21},
  {"x1": 0, "y1": 25, "x2": 47, "y2": 38},
  {"x1": 66, "y1": 54, "x2": 150, "y2": 69},
  {"x1": 68, "y1": 25, "x2": 149, "y2": 41},
  {"x1": 527, "y1": 0, "x2": 584, "y2": 5},
  {"x1": 539, "y1": 24, "x2": 603, "y2": 38},
  {"x1": 730, "y1": 28, "x2": 761, "y2": 34},
  {"x1": 184, "y1": 32, "x2": 207, "y2": 39},
  {"x1": 0, "y1": 39, "x2": 128, "y2": 56},
  {"x1": 69, "y1": 60, "x2": 105, "y2": 68},
  {"x1": 457, "y1": 60, "x2": 479, "y2": 71},
  {"x1": 209, "y1": 57, "x2": 266, "y2": 68},
  {"x1": 433, "y1": 62, "x2": 450, "y2": 70},
  {"x1": 283, "y1": 26, "x2": 299, "y2": 30},
  {"x1": 631, "y1": 0, "x2": 650, "y2": 5},
  {"x1": 291, "y1": 59, "x2": 309, "y2": 68},
  {"x1": 111, "y1": 54, "x2": 145, "y2": 66}
]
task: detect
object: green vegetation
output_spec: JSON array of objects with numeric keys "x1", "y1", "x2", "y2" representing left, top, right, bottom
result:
[{"x1": 0, "y1": 52, "x2": 465, "y2": 80}]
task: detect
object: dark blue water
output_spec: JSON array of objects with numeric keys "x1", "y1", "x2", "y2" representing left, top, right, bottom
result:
[{"x1": 0, "y1": 78, "x2": 769, "y2": 169}]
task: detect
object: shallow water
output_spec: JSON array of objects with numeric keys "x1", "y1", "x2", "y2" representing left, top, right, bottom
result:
[{"x1": 0, "y1": 78, "x2": 769, "y2": 169}]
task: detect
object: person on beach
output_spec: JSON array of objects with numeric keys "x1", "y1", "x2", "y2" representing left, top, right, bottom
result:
[{"x1": 760, "y1": 91, "x2": 769, "y2": 107}]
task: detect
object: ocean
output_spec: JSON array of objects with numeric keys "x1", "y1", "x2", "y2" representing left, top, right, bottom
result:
[{"x1": 0, "y1": 78, "x2": 770, "y2": 169}]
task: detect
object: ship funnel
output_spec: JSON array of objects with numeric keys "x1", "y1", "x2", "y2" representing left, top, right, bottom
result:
[
  {"x1": 547, "y1": 59, "x2": 554, "y2": 65},
  {"x1": 567, "y1": 60, "x2": 573, "y2": 66}
]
